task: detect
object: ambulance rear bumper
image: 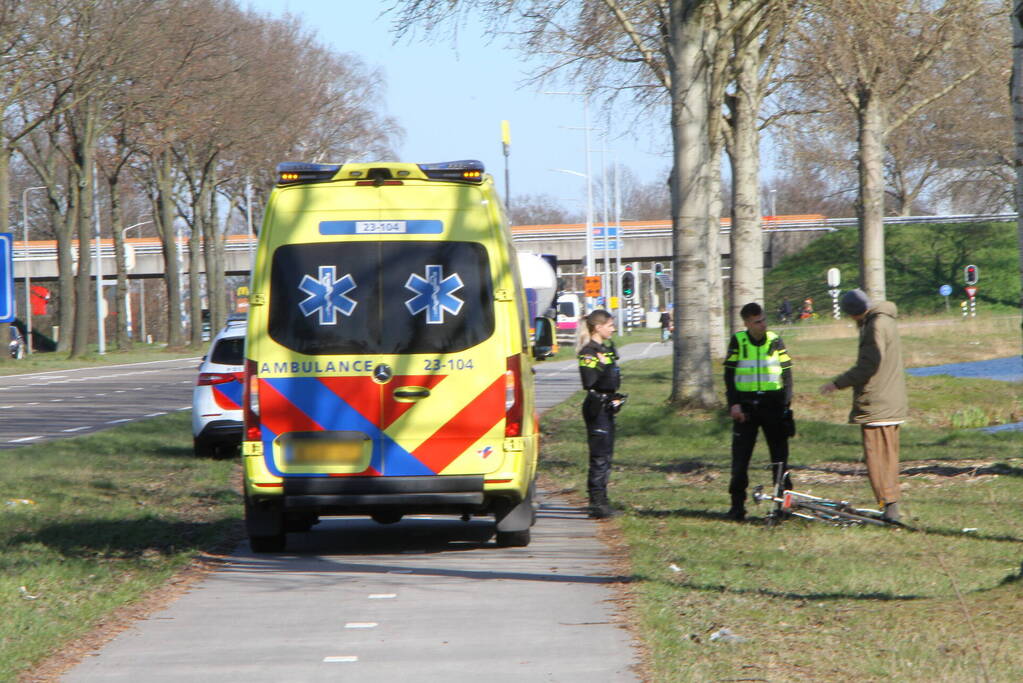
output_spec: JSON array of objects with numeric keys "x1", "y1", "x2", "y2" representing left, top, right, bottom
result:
[{"x1": 281, "y1": 475, "x2": 488, "y2": 513}]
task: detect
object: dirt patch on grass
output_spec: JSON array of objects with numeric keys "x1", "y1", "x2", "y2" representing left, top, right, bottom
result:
[{"x1": 793, "y1": 458, "x2": 1021, "y2": 485}]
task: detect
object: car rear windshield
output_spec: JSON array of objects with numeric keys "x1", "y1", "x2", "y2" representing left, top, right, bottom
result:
[
  {"x1": 210, "y1": 337, "x2": 245, "y2": 366},
  {"x1": 268, "y1": 241, "x2": 494, "y2": 355}
]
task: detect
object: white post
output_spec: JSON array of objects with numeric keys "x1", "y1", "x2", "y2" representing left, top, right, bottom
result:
[
  {"x1": 93, "y1": 167, "x2": 105, "y2": 355},
  {"x1": 21, "y1": 186, "x2": 46, "y2": 355},
  {"x1": 121, "y1": 219, "x2": 151, "y2": 341}
]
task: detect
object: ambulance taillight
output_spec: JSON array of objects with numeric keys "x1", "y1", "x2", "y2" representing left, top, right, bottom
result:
[
  {"x1": 243, "y1": 359, "x2": 261, "y2": 441},
  {"x1": 504, "y1": 354, "x2": 524, "y2": 437}
]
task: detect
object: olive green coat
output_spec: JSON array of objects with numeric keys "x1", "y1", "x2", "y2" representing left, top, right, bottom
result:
[{"x1": 832, "y1": 301, "x2": 908, "y2": 424}]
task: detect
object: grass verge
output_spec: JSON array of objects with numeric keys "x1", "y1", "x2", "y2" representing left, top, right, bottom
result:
[
  {"x1": 540, "y1": 314, "x2": 1023, "y2": 681},
  {"x1": 0, "y1": 414, "x2": 241, "y2": 681}
]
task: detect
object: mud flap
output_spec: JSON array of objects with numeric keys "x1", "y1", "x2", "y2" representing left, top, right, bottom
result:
[{"x1": 495, "y1": 482, "x2": 535, "y2": 532}]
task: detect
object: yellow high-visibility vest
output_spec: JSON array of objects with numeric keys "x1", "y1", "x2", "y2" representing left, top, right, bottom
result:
[{"x1": 730, "y1": 330, "x2": 787, "y2": 392}]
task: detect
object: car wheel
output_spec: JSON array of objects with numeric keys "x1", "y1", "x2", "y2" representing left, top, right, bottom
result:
[
  {"x1": 495, "y1": 529, "x2": 530, "y2": 547},
  {"x1": 193, "y1": 437, "x2": 214, "y2": 458}
]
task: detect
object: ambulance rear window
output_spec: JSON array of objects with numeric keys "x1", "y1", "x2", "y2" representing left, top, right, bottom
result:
[{"x1": 268, "y1": 241, "x2": 494, "y2": 355}]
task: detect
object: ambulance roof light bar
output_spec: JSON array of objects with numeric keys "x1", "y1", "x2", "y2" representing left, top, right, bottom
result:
[
  {"x1": 276, "y1": 162, "x2": 341, "y2": 185},
  {"x1": 418, "y1": 159, "x2": 484, "y2": 183}
]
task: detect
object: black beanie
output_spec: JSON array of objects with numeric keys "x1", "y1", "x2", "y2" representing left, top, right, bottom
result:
[{"x1": 839, "y1": 289, "x2": 870, "y2": 316}]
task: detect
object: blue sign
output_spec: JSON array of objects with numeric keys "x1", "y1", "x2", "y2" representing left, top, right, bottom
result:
[
  {"x1": 939, "y1": 284, "x2": 952, "y2": 297},
  {"x1": 0, "y1": 233, "x2": 12, "y2": 323},
  {"x1": 593, "y1": 239, "x2": 621, "y2": 251},
  {"x1": 592, "y1": 226, "x2": 619, "y2": 238}
]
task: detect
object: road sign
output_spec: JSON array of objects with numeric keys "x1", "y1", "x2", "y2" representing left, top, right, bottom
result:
[
  {"x1": 584, "y1": 275, "x2": 601, "y2": 297},
  {"x1": 592, "y1": 226, "x2": 619, "y2": 238},
  {"x1": 965, "y1": 285, "x2": 977, "y2": 298},
  {"x1": 593, "y1": 238, "x2": 621, "y2": 251},
  {"x1": 939, "y1": 284, "x2": 952, "y2": 297},
  {"x1": 0, "y1": 233, "x2": 13, "y2": 323}
]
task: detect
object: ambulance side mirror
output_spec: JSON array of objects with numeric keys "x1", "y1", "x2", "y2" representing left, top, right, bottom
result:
[{"x1": 532, "y1": 316, "x2": 556, "y2": 361}]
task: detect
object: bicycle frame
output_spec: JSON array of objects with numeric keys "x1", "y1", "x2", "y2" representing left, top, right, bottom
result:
[{"x1": 752, "y1": 464, "x2": 899, "y2": 527}]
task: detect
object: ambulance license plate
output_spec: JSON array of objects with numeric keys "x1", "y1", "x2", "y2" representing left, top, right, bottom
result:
[{"x1": 289, "y1": 440, "x2": 364, "y2": 465}]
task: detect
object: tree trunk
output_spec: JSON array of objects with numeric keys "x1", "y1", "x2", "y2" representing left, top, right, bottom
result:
[
  {"x1": 188, "y1": 210, "x2": 202, "y2": 348},
  {"x1": 668, "y1": 1, "x2": 716, "y2": 408},
  {"x1": 1013, "y1": 2, "x2": 1023, "y2": 355},
  {"x1": 728, "y1": 37, "x2": 764, "y2": 333},
  {"x1": 856, "y1": 91, "x2": 887, "y2": 302},
  {"x1": 108, "y1": 178, "x2": 130, "y2": 351},
  {"x1": 706, "y1": 134, "x2": 726, "y2": 360},
  {"x1": 55, "y1": 183, "x2": 77, "y2": 354},
  {"x1": 154, "y1": 152, "x2": 185, "y2": 348},
  {"x1": 70, "y1": 109, "x2": 98, "y2": 359}
]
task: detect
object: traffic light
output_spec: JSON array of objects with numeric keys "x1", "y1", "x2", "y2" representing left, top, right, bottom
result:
[
  {"x1": 654, "y1": 262, "x2": 663, "y2": 276},
  {"x1": 621, "y1": 265, "x2": 635, "y2": 299},
  {"x1": 964, "y1": 264, "x2": 978, "y2": 285}
]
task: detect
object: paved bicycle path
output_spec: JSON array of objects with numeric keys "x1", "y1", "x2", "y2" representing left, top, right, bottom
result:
[{"x1": 63, "y1": 342, "x2": 672, "y2": 682}]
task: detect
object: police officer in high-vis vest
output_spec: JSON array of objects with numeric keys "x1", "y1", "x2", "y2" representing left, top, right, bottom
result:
[{"x1": 723, "y1": 302, "x2": 794, "y2": 521}]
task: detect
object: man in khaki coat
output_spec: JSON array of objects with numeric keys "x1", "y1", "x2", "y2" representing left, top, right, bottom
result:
[{"x1": 820, "y1": 289, "x2": 908, "y2": 522}]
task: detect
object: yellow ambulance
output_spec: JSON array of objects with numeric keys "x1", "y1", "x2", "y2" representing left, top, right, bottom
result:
[{"x1": 241, "y1": 160, "x2": 552, "y2": 552}]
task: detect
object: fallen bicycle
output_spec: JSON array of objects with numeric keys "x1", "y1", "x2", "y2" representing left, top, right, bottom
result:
[{"x1": 752, "y1": 485, "x2": 903, "y2": 528}]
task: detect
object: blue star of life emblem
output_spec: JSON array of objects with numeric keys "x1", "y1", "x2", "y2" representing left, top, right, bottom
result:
[
  {"x1": 298, "y1": 265, "x2": 357, "y2": 325},
  {"x1": 404, "y1": 264, "x2": 464, "y2": 324}
]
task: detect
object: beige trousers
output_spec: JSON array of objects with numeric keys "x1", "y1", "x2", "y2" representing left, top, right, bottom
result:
[{"x1": 861, "y1": 424, "x2": 901, "y2": 505}]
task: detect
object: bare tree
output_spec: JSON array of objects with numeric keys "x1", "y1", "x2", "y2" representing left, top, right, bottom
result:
[
  {"x1": 391, "y1": 0, "x2": 777, "y2": 407},
  {"x1": 788, "y1": 0, "x2": 999, "y2": 302}
]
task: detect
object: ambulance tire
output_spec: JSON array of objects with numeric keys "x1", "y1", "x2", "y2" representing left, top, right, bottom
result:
[
  {"x1": 245, "y1": 495, "x2": 286, "y2": 553},
  {"x1": 495, "y1": 529, "x2": 530, "y2": 547}
]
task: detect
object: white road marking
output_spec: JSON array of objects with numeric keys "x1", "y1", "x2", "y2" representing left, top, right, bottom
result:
[
  {"x1": 50, "y1": 399, "x2": 63, "y2": 402},
  {"x1": 145, "y1": 412, "x2": 167, "y2": 417},
  {"x1": 9, "y1": 436, "x2": 42, "y2": 443},
  {"x1": 94, "y1": 393, "x2": 107, "y2": 397},
  {"x1": 177, "y1": 406, "x2": 190, "y2": 411},
  {"x1": 323, "y1": 656, "x2": 358, "y2": 663},
  {"x1": 368, "y1": 593, "x2": 397, "y2": 599},
  {"x1": 344, "y1": 622, "x2": 378, "y2": 629},
  {"x1": 106, "y1": 419, "x2": 132, "y2": 424},
  {"x1": 63, "y1": 426, "x2": 90, "y2": 433},
  {"x1": 0, "y1": 406, "x2": 11, "y2": 409},
  {"x1": 26, "y1": 402, "x2": 38, "y2": 406}
]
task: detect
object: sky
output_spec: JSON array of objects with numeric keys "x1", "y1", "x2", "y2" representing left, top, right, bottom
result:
[{"x1": 242, "y1": 1, "x2": 674, "y2": 216}]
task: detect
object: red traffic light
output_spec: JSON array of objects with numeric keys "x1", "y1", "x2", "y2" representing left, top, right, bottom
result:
[{"x1": 964, "y1": 264, "x2": 978, "y2": 285}]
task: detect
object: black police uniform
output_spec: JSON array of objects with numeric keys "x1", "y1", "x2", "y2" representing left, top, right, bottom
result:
[
  {"x1": 723, "y1": 332, "x2": 793, "y2": 519},
  {"x1": 578, "y1": 338, "x2": 621, "y2": 517}
]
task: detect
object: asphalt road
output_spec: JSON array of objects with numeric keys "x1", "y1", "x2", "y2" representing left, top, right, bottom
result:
[
  {"x1": 0, "y1": 357, "x2": 200, "y2": 448},
  {"x1": 57, "y1": 341, "x2": 676, "y2": 682}
]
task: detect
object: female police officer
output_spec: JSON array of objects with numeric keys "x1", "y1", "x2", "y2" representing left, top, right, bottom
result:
[{"x1": 578, "y1": 310, "x2": 623, "y2": 519}]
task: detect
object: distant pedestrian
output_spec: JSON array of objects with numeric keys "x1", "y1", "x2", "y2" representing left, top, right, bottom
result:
[
  {"x1": 659, "y1": 308, "x2": 671, "y2": 342},
  {"x1": 723, "y1": 302, "x2": 794, "y2": 521},
  {"x1": 778, "y1": 299, "x2": 792, "y2": 324},
  {"x1": 819, "y1": 289, "x2": 908, "y2": 523},
  {"x1": 578, "y1": 309, "x2": 623, "y2": 519}
]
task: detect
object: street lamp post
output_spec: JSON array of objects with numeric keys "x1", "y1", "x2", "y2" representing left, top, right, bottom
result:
[
  {"x1": 21, "y1": 186, "x2": 46, "y2": 355},
  {"x1": 544, "y1": 90, "x2": 596, "y2": 285},
  {"x1": 121, "y1": 219, "x2": 152, "y2": 341}
]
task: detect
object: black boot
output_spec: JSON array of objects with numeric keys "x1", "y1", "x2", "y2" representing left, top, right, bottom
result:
[
  {"x1": 589, "y1": 491, "x2": 616, "y2": 519},
  {"x1": 727, "y1": 494, "x2": 746, "y2": 521}
]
